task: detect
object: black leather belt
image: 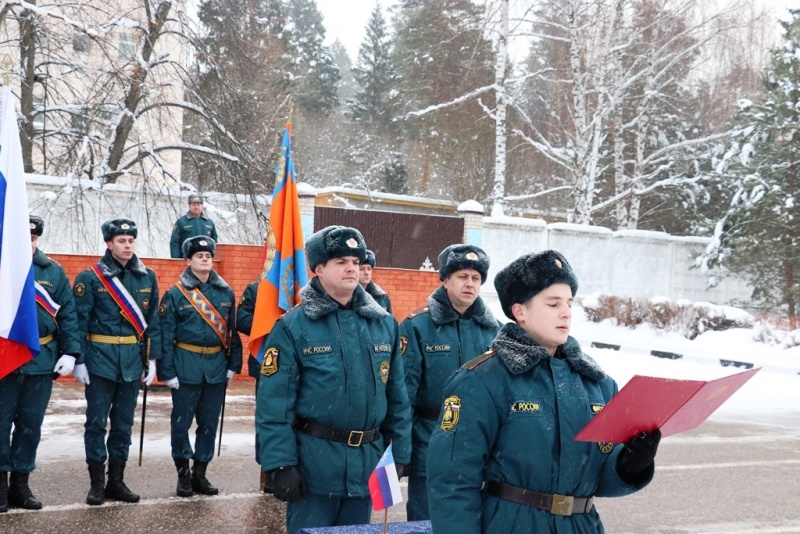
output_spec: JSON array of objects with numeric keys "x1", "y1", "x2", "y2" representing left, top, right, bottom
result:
[
  {"x1": 483, "y1": 481, "x2": 594, "y2": 516},
  {"x1": 294, "y1": 417, "x2": 381, "y2": 447},
  {"x1": 414, "y1": 406, "x2": 440, "y2": 420}
]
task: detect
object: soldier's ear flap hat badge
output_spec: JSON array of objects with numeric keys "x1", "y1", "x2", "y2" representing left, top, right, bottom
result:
[
  {"x1": 438, "y1": 244, "x2": 490, "y2": 284},
  {"x1": 182, "y1": 236, "x2": 217, "y2": 259},
  {"x1": 306, "y1": 225, "x2": 367, "y2": 270},
  {"x1": 101, "y1": 218, "x2": 138, "y2": 241},
  {"x1": 494, "y1": 249, "x2": 578, "y2": 320}
]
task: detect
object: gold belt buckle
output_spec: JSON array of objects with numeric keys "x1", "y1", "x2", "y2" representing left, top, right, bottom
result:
[
  {"x1": 119, "y1": 336, "x2": 127, "y2": 344},
  {"x1": 200, "y1": 346, "x2": 211, "y2": 354},
  {"x1": 551, "y1": 494, "x2": 574, "y2": 516},
  {"x1": 347, "y1": 430, "x2": 364, "y2": 447}
]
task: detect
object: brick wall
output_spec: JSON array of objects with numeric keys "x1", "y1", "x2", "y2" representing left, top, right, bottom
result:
[{"x1": 48, "y1": 244, "x2": 442, "y2": 380}]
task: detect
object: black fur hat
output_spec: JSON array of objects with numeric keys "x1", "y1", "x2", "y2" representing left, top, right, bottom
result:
[
  {"x1": 101, "y1": 218, "x2": 137, "y2": 242},
  {"x1": 438, "y1": 244, "x2": 490, "y2": 284},
  {"x1": 182, "y1": 236, "x2": 216, "y2": 259},
  {"x1": 494, "y1": 250, "x2": 579, "y2": 320},
  {"x1": 29, "y1": 215, "x2": 44, "y2": 237},
  {"x1": 188, "y1": 194, "x2": 204, "y2": 204},
  {"x1": 306, "y1": 225, "x2": 367, "y2": 270},
  {"x1": 362, "y1": 249, "x2": 376, "y2": 268}
]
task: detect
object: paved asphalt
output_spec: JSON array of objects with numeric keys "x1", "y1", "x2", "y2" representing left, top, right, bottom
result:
[{"x1": 0, "y1": 380, "x2": 798, "y2": 533}]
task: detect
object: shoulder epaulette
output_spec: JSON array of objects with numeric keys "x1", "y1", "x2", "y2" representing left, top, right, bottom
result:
[
  {"x1": 406, "y1": 305, "x2": 430, "y2": 320},
  {"x1": 463, "y1": 350, "x2": 496, "y2": 371}
]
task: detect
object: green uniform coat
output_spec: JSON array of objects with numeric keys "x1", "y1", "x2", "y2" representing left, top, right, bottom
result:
[
  {"x1": 235, "y1": 280, "x2": 261, "y2": 378},
  {"x1": 364, "y1": 281, "x2": 392, "y2": 314},
  {"x1": 158, "y1": 268, "x2": 243, "y2": 384},
  {"x1": 22, "y1": 248, "x2": 83, "y2": 374},
  {"x1": 400, "y1": 285, "x2": 499, "y2": 475},
  {"x1": 255, "y1": 278, "x2": 412, "y2": 497},
  {"x1": 428, "y1": 323, "x2": 653, "y2": 534},
  {"x1": 73, "y1": 251, "x2": 161, "y2": 381},
  {"x1": 169, "y1": 212, "x2": 218, "y2": 258}
]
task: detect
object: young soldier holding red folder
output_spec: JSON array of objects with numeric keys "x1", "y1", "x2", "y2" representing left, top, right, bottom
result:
[{"x1": 427, "y1": 250, "x2": 660, "y2": 533}]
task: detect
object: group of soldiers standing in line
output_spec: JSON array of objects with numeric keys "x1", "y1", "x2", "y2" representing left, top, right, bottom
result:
[{"x1": 1, "y1": 195, "x2": 662, "y2": 534}]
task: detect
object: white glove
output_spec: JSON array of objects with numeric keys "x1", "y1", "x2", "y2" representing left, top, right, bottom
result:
[
  {"x1": 53, "y1": 354, "x2": 76, "y2": 376},
  {"x1": 142, "y1": 360, "x2": 157, "y2": 386},
  {"x1": 164, "y1": 377, "x2": 180, "y2": 389},
  {"x1": 226, "y1": 369, "x2": 235, "y2": 386},
  {"x1": 73, "y1": 363, "x2": 90, "y2": 385}
]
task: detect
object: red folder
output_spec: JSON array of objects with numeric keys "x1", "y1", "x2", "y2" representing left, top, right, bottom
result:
[{"x1": 574, "y1": 367, "x2": 760, "y2": 443}]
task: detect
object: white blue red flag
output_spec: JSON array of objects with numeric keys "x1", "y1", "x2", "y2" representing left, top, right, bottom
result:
[
  {"x1": 0, "y1": 87, "x2": 39, "y2": 379},
  {"x1": 368, "y1": 443, "x2": 403, "y2": 511}
]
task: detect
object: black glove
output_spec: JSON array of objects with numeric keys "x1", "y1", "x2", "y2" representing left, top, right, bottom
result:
[
  {"x1": 395, "y1": 463, "x2": 411, "y2": 479},
  {"x1": 272, "y1": 466, "x2": 307, "y2": 502},
  {"x1": 616, "y1": 429, "x2": 661, "y2": 485}
]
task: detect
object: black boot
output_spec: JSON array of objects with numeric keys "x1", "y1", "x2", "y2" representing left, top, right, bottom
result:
[
  {"x1": 105, "y1": 460, "x2": 140, "y2": 503},
  {"x1": 0, "y1": 471, "x2": 8, "y2": 513},
  {"x1": 8, "y1": 472, "x2": 42, "y2": 510},
  {"x1": 191, "y1": 461, "x2": 218, "y2": 496},
  {"x1": 86, "y1": 463, "x2": 105, "y2": 506},
  {"x1": 174, "y1": 459, "x2": 193, "y2": 498}
]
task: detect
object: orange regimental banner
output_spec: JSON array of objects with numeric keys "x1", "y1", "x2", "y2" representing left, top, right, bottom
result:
[{"x1": 250, "y1": 120, "x2": 309, "y2": 361}]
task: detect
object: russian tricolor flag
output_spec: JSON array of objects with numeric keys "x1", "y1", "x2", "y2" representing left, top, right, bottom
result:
[
  {"x1": 0, "y1": 87, "x2": 39, "y2": 379},
  {"x1": 368, "y1": 443, "x2": 403, "y2": 511}
]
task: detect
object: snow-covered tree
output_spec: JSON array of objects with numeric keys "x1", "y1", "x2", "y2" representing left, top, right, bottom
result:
[
  {"x1": 186, "y1": 0, "x2": 290, "y2": 195},
  {"x1": 286, "y1": 0, "x2": 340, "y2": 116},
  {"x1": 392, "y1": 0, "x2": 495, "y2": 201},
  {"x1": 699, "y1": 10, "x2": 800, "y2": 327},
  {"x1": 348, "y1": 2, "x2": 399, "y2": 130}
]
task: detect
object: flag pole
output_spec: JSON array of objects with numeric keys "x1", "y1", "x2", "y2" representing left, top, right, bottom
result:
[{"x1": 382, "y1": 509, "x2": 388, "y2": 534}]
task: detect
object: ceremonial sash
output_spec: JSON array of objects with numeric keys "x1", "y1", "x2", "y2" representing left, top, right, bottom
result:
[
  {"x1": 90, "y1": 264, "x2": 147, "y2": 338},
  {"x1": 34, "y1": 281, "x2": 60, "y2": 318},
  {"x1": 176, "y1": 284, "x2": 229, "y2": 348}
]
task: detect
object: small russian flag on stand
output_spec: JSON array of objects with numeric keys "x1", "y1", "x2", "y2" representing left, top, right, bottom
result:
[{"x1": 369, "y1": 443, "x2": 403, "y2": 511}]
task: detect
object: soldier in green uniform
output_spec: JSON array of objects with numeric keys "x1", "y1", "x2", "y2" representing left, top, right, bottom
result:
[
  {"x1": 169, "y1": 194, "x2": 218, "y2": 258},
  {"x1": 427, "y1": 250, "x2": 661, "y2": 533},
  {"x1": 358, "y1": 249, "x2": 392, "y2": 313},
  {"x1": 236, "y1": 280, "x2": 261, "y2": 380},
  {"x1": 400, "y1": 243, "x2": 500, "y2": 520},
  {"x1": 158, "y1": 236, "x2": 242, "y2": 497},
  {"x1": 255, "y1": 225, "x2": 412, "y2": 534},
  {"x1": 0, "y1": 216, "x2": 82, "y2": 513},
  {"x1": 72, "y1": 218, "x2": 160, "y2": 506}
]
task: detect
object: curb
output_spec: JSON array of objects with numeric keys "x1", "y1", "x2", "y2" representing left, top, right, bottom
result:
[{"x1": 579, "y1": 339, "x2": 800, "y2": 376}]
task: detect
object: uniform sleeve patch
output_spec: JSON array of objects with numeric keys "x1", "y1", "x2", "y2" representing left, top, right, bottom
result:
[
  {"x1": 400, "y1": 336, "x2": 408, "y2": 355},
  {"x1": 74, "y1": 282, "x2": 85, "y2": 298},
  {"x1": 440, "y1": 395, "x2": 461, "y2": 431},
  {"x1": 159, "y1": 303, "x2": 167, "y2": 317},
  {"x1": 260, "y1": 347, "x2": 279, "y2": 377},
  {"x1": 380, "y1": 361, "x2": 390, "y2": 383}
]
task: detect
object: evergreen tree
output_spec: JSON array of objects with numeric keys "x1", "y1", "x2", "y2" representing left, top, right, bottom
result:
[
  {"x1": 186, "y1": 0, "x2": 291, "y2": 194},
  {"x1": 391, "y1": 0, "x2": 495, "y2": 201},
  {"x1": 348, "y1": 3, "x2": 399, "y2": 130},
  {"x1": 702, "y1": 10, "x2": 800, "y2": 326},
  {"x1": 331, "y1": 39, "x2": 357, "y2": 107},
  {"x1": 286, "y1": 0, "x2": 341, "y2": 116}
]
